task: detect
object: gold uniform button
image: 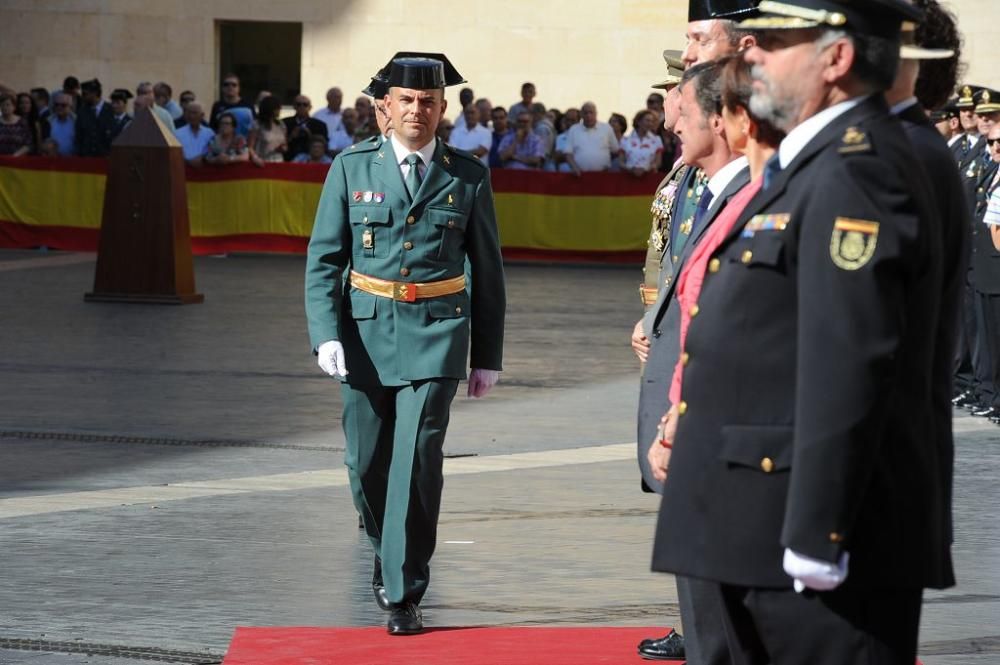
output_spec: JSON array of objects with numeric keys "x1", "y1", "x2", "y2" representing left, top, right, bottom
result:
[
  {"x1": 689, "y1": 304, "x2": 700, "y2": 318},
  {"x1": 829, "y1": 532, "x2": 844, "y2": 543},
  {"x1": 399, "y1": 267, "x2": 410, "y2": 277},
  {"x1": 455, "y1": 306, "x2": 462, "y2": 314},
  {"x1": 708, "y1": 258, "x2": 721, "y2": 273},
  {"x1": 741, "y1": 250, "x2": 753, "y2": 264},
  {"x1": 447, "y1": 220, "x2": 456, "y2": 228},
  {"x1": 672, "y1": 255, "x2": 679, "y2": 263},
  {"x1": 678, "y1": 401, "x2": 688, "y2": 416},
  {"x1": 406, "y1": 215, "x2": 416, "y2": 224},
  {"x1": 760, "y1": 457, "x2": 774, "y2": 473},
  {"x1": 681, "y1": 352, "x2": 690, "y2": 366},
  {"x1": 403, "y1": 241, "x2": 414, "y2": 250},
  {"x1": 665, "y1": 276, "x2": 672, "y2": 286}
]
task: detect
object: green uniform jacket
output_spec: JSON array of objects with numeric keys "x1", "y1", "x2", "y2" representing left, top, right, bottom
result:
[{"x1": 305, "y1": 137, "x2": 506, "y2": 387}]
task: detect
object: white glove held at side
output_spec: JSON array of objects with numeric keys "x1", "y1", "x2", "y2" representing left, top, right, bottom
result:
[
  {"x1": 783, "y1": 548, "x2": 849, "y2": 593},
  {"x1": 467, "y1": 369, "x2": 499, "y2": 398},
  {"x1": 317, "y1": 340, "x2": 348, "y2": 377}
]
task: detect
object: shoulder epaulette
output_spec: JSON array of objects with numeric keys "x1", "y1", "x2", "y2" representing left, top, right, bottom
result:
[
  {"x1": 837, "y1": 126, "x2": 873, "y2": 155},
  {"x1": 343, "y1": 137, "x2": 381, "y2": 156},
  {"x1": 445, "y1": 144, "x2": 488, "y2": 170}
]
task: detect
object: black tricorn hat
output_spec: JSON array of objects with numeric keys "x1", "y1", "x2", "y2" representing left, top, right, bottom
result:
[
  {"x1": 740, "y1": 0, "x2": 922, "y2": 38},
  {"x1": 110, "y1": 88, "x2": 134, "y2": 101},
  {"x1": 374, "y1": 51, "x2": 466, "y2": 91},
  {"x1": 81, "y1": 78, "x2": 102, "y2": 93},
  {"x1": 689, "y1": 0, "x2": 760, "y2": 22},
  {"x1": 361, "y1": 77, "x2": 389, "y2": 99}
]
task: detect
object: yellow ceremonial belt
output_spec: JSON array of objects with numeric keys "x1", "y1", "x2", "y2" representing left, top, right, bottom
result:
[{"x1": 349, "y1": 270, "x2": 465, "y2": 303}]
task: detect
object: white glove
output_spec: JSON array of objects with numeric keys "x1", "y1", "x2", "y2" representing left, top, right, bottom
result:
[
  {"x1": 783, "y1": 548, "x2": 849, "y2": 593},
  {"x1": 467, "y1": 369, "x2": 499, "y2": 398},
  {"x1": 317, "y1": 340, "x2": 348, "y2": 377}
]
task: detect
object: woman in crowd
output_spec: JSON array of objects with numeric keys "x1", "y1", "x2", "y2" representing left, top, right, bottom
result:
[
  {"x1": 620, "y1": 110, "x2": 664, "y2": 177},
  {"x1": 16, "y1": 92, "x2": 46, "y2": 153},
  {"x1": 552, "y1": 109, "x2": 580, "y2": 173},
  {"x1": 649, "y1": 53, "x2": 785, "y2": 455},
  {"x1": 608, "y1": 112, "x2": 628, "y2": 171},
  {"x1": 250, "y1": 95, "x2": 287, "y2": 165},
  {"x1": 205, "y1": 112, "x2": 249, "y2": 166},
  {"x1": 0, "y1": 94, "x2": 33, "y2": 156}
]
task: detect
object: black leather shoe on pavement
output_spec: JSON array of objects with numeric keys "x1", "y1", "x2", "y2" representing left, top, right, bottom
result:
[
  {"x1": 638, "y1": 630, "x2": 686, "y2": 660},
  {"x1": 952, "y1": 390, "x2": 976, "y2": 407},
  {"x1": 386, "y1": 602, "x2": 423, "y2": 635},
  {"x1": 372, "y1": 557, "x2": 390, "y2": 612},
  {"x1": 971, "y1": 405, "x2": 997, "y2": 418}
]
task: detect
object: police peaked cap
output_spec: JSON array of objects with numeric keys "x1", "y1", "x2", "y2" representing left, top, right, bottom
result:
[
  {"x1": 689, "y1": 0, "x2": 760, "y2": 21},
  {"x1": 974, "y1": 88, "x2": 1000, "y2": 115},
  {"x1": 372, "y1": 51, "x2": 467, "y2": 91},
  {"x1": 740, "y1": 0, "x2": 922, "y2": 38},
  {"x1": 81, "y1": 78, "x2": 102, "y2": 93},
  {"x1": 956, "y1": 85, "x2": 982, "y2": 109},
  {"x1": 928, "y1": 99, "x2": 959, "y2": 122},
  {"x1": 651, "y1": 50, "x2": 685, "y2": 90}
]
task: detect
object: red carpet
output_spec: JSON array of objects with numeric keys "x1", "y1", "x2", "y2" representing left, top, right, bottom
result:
[{"x1": 222, "y1": 626, "x2": 683, "y2": 664}]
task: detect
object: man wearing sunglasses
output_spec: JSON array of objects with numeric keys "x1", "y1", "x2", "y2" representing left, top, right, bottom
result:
[
  {"x1": 209, "y1": 74, "x2": 255, "y2": 132},
  {"x1": 283, "y1": 95, "x2": 329, "y2": 161}
]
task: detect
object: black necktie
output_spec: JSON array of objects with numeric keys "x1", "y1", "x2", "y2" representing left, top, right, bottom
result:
[
  {"x1": 404, "y1": 153, "x2": 422, "y2": 200},
  {"x1": 693, "y1": 186, "x2": 713, "y2": 230}
]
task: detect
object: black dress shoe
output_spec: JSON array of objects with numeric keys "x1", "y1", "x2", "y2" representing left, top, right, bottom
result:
[
  {"x1": 952, "y1": 390, "x2": 976, "y2": 407},
  {"x1": 971, "y1": 405, "x2": 997, "y2": 418},
  {"x1": 386, "y1": 602, "x2": 423, "y2": 635},
  {"x1": 372, "y1": 557, "x2": 390, "y2": 611},
  {"x1": 637, "y1": 630, "x2": 685, "y2": 660}
]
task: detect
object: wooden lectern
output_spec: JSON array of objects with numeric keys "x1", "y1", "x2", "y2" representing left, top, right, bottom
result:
[{"x1": 85, "y1": 107, "x2": 204, "y2": 304}]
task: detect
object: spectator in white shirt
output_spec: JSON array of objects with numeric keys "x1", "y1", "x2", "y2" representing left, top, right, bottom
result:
[
  {"x1": 328, "y1": 107, "x2": 359, "y2": 154},
  {"x1": 447, "y1": 104, "x2": 491, "y2": 165},
  {"x1": 564, "y1": 102, "x2": 619, "y2": 175},
  {"x1": 313, "y1": 87, "x2": 344, "y2": 137},
  {"x1": 174, "y1": 102, "x2": 215, "y2": 166}
]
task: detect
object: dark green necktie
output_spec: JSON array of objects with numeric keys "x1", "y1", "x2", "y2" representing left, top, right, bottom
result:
[{"x1": 404, "y1": 153, "x2": 422, "y2": 200}]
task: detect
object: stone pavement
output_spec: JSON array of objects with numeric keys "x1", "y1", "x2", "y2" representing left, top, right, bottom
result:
[{"x1": 0, "y1": 249, "x2": 997, "y2": 664}]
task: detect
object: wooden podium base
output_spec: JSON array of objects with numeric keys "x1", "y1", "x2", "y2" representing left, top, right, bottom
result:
[{"x1": 84, "y1": 292, "x2": 204, "y2": 305}]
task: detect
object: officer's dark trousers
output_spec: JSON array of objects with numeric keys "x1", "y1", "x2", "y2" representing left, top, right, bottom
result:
[
  {"x1": 954, "y1": 278, "x2": 978, "y2": 393},
  {"x1": 676, "y1": 575, "x2": 730, "y2": 665},
  {"x1": 717, "y1": 582, "x2": 922, "y2": 665},
  {"x1": 341, "y1": 379, "x2": 459, "y2": 606},
  {"x1": 974, "y1": 290, "x2": 997, "y2": 406},
  {"x1": 980, "y1": 293, "x2": 1000, "y2": 409}
]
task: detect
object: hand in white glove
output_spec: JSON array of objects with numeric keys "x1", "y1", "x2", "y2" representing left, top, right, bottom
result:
[
  {"x1": 317, "y1": 340, "x2": 348, "y2": 377},
  {"x1": 783, "y1": 547, "x2": 849, "y2": 593},
  {"x1": 467, "y1": 369, "x2": 499, "y2": 398}
]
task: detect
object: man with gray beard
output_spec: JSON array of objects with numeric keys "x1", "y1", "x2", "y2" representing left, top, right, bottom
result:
[{"x1": 650, "y1": 0, "x2": 956, "y2": 662}]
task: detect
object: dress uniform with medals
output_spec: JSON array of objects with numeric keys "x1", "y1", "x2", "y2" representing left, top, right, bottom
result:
[
  {"x1": 641, "y1": 50, "x2": 688, "y2": 310},
  {"x1": 305, "y1": 55, "x2": 505, "y2": 635},
  {"x1": 652, "y1": 1, "x2": 956, "y2": 662}
]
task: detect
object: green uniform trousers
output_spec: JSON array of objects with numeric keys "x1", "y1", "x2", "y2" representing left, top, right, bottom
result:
[{"x1": 341, "y1": 378, "x2": 459, "y2": 605}]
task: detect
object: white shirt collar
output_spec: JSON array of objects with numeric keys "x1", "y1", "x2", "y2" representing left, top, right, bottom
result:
[
  {"x1": 778, "y1": 95, "x2": 868, "y2": 169},
  {"x1": 889, "y1": 96, "x2": 919, "y2": 116},
  {"x1": 947, "y1": 134, "x2": 964, "y2": 148},
  {"x1": 706, "y1": 155, "x2": 749, "y2": 205},
  {"x1": 389, "y1": 133, "x2": 436, "y2": 169}
]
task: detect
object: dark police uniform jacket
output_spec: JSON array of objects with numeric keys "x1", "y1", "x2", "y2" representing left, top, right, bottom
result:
[
  {"x1": 305, "y1": 137, "x2": 506, "y2": 388},
  {"x1": 75, "y1": 102, "x2": 115, "y2": 157},
  {"x1": 652, "y1": 96, "x2": 956, "y2": 591},
  {"x1": 897, "y1": 101, "x2": 970, "y2": 545}
]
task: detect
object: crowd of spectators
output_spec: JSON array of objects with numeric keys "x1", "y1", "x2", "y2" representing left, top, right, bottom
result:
[{"x1": 0, "y1": 75, "x2": 681, "y2": 174}]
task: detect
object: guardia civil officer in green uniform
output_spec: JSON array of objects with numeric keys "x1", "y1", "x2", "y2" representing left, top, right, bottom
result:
[
  {"x1": 305, "y1": 54, "x2": 506, "y2": 635},
  {"x1": 650, "y1": 1, "x2": 956, "y2": 662}
]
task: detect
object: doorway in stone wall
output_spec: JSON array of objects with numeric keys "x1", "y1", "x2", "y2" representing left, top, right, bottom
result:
[{"x1": 217, "y1": 20, "x2": 302, "y2": 108}]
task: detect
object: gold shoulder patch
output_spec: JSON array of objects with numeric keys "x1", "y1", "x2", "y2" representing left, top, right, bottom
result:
[
  {"x1": 838, "y1": 126, "x2": 872, "y2": 154},
  {"x1": 830, "y1": 217, "x2": 878, "y2": 270}
]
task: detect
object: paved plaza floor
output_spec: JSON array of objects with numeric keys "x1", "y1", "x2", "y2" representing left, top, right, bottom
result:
[{"x1": 0, "y1": 249, "x2": 997, "y2": 664}]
